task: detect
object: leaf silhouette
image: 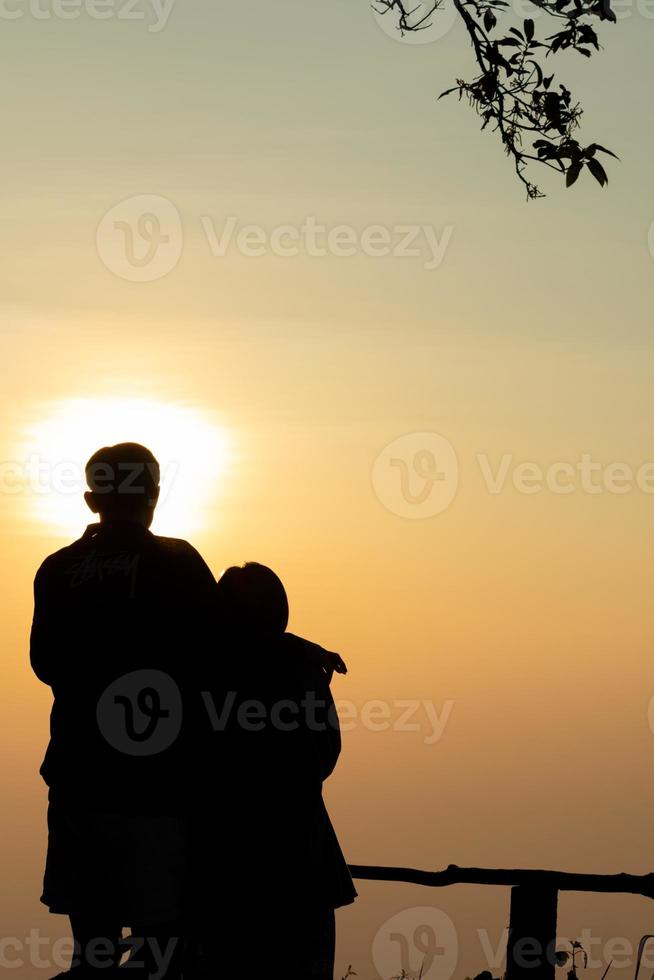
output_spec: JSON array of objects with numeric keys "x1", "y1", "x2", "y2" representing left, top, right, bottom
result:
[
  {"x1": 375, "y1": 0, "x2": 619, "y2": 197},
  {"x1": 587, "y1": 156, "x2": 608, "y2": 185},
  {"x1": 566, "y1": 160, "x2": 584, "y2": 186}
]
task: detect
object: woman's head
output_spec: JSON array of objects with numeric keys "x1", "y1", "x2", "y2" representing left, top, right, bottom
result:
[{"x1": 216, "y1": 562, "x2": 289, "y2": 635}]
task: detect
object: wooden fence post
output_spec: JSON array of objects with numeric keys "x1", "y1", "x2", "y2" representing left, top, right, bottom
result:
[{"x1": 506, "y1": 885, "x2": 559, "y2": 980}]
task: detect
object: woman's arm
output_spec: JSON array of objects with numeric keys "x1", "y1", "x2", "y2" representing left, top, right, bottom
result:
[
  {"x1": 280, "y1": 633, "x2": 345, "y2": 780},
  {"x1": 285, "y1": 634, "x2": 348, "y2": 682}
]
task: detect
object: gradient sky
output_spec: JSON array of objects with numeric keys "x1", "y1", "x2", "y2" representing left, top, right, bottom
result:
[{"x1": 2, "y1": 1, "x2": 654, "y2": 977}]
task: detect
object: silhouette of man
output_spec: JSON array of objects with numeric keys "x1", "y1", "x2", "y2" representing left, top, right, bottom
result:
[{"x1": 31, "y1": 443, "x2": 216, "y2": 980}]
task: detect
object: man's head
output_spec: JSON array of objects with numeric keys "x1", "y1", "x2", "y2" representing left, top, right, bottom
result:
[
  {"x1": 84, "y1": 443, "x2": 160, "y2": 527},
  {"x1": 216, "y1": 562, "x2": 289, "y2": 636}
]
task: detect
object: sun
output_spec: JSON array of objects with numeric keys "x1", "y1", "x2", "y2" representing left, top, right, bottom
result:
[{"x1": 20, "y1": 397, "x2": 230, "y2": 538}]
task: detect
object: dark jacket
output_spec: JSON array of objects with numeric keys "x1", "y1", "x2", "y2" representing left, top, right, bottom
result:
[
  {"x1": 194, "y1": 632, "x2": 356, "y2": 911},
  {"x1": 30, "y1": 521, "x2": 216, "y2": 815}
]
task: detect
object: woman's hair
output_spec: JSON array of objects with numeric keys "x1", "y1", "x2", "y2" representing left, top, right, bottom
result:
[{"x1": 216, "y1": 562, "x2": 289, "y2": 635}]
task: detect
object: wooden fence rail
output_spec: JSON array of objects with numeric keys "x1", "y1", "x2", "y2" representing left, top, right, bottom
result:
[
  {"x1": 349, "y1": 864, "x2": 654, "y2": 899},
  {"x1": 348, "y1": 865, "x2": 654, "y2": 980}
]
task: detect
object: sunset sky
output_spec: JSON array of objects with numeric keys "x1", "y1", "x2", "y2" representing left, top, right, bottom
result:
[{"x1": 2, "y1": 1, "x2": 654, "y2": 977}]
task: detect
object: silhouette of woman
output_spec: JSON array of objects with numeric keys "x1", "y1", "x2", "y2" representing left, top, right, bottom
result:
[{"x1": 189, "y1": 563, "x2": 356, "y2": 979}]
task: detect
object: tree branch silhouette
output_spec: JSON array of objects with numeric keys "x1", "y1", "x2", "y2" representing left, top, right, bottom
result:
[{"x1": 373, "y1": 0, "x2": 619, "y2": 197}]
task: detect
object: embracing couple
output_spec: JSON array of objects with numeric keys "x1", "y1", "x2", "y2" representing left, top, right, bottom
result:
[{"x1": 31, "y1": 443, "x2": 356, "y2": 980}]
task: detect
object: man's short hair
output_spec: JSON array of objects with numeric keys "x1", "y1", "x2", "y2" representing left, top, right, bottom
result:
[{"x1": 85, "y1": 443, "x2": 160, "y2": 504}]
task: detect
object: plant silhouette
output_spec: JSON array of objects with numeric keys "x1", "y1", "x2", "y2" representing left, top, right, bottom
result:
[{"x1": 374, "y1": 0, "x2": 618, "y2": 197}]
